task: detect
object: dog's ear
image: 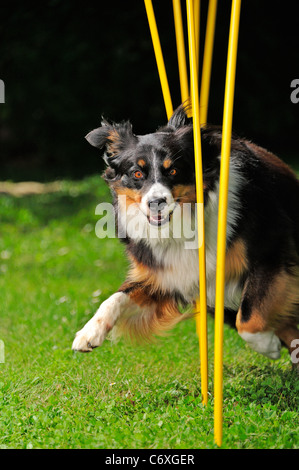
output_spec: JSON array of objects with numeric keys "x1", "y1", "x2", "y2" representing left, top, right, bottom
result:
[
  {"x1": 167, "y1": 103, "x2": 192, "y2": 130},
  {"x1": 85, "y1": 119, "x2": 136, "y2": 165},
  {"x1": 165, "y1": 105, "x2": 195, "y2": 163}
]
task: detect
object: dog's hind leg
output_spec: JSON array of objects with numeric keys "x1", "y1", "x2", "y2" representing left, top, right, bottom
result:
[
  {"x1": 236, "y1": 267, "x2": 299, "y2": 364},
  {"x1": 275, "y1": 268, "x2": 299, "y2": 370},
  {"x1": 276, "y1": 324, "x2": 299, "y2": 371},
  {"x1": 236, "y1": 269, "x2": 283, "y2": 360}
]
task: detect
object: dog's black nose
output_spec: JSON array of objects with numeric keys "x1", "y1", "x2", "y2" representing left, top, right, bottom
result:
[{"x1": 148, "y1": 197, "x2": 167, "y2": 212}]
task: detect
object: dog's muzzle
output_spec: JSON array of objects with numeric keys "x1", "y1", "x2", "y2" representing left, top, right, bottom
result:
[{"x1": 147, "y1": 197, "x2": 174, "y2": 226}]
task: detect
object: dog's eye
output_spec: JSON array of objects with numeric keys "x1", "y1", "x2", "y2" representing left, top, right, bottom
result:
[
  {"x1": 133, "y1": 170, "x2": 144, "y2": 179},
  {"x1": 169, "y1": 168, "x2": 177, "y2": 176}
]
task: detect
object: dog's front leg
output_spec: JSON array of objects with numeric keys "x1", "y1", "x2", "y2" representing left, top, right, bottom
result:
[{"x1": 72, "y1": 292, "x2": 130, "y2": 352}]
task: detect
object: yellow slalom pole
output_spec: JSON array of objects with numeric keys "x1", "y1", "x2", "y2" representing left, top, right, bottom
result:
[
  {"x1": 186, "y1": 0, "x2": 208, "y2": 406},
  {"x1": 199, "y1": 0, "x2": 218, "y2": 125},
  {"x1": 194, "y1": 0, "x2": 200, "y2": 71},
  {"x1": 214, "y1": 0, "x2": 241, "y2": 447},
  {"x1": 172, "y1": 0, "x2": 189, "y2": 105},
  {"x1": 195, "y1": 0, "x2": 217, "y2": 365},
  {"x1": 191, "y1": 0, "x2": 201, "y2": 337},
  {"x1": 189, "y1": 0, "x2": 200, "y2": 115},
  {"x1": 144, "y1": 0, "x2": 173, "y2": 120}
]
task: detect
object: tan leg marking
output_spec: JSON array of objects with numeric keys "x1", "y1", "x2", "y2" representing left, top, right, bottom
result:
[{"x1": 225, "y1": 238, "x2": 248, "y2": 281}]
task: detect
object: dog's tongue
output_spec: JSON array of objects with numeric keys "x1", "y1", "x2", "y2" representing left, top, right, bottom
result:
[
  {"x1": 151, "y1": 214, "x2": 162, "y2": 221},
  {"x1": 148, "y1": 212, "x2": 166, "y2": 226}
]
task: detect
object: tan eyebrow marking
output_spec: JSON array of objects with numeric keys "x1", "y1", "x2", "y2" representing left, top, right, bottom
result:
[
  {"x1": 163, "y1": 159, "x2": 172, "y2": 169},
  {"x1": 137, "y1": 159, "x2": 146, "y2": 168}
]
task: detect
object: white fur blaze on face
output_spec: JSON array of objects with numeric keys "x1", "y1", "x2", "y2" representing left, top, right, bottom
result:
[
  {"x1": 140, "y1": 183, "x2": 174, "y2": 215},
  {"x1": 117, "y1": 183, "x2": 176, "y2": 242},
  {"x1": 72, "y1": 292, "x2": 130, "y2": 352},
  {"x1": 239, "y1": 331, "x2": 281, "y2": 359}
]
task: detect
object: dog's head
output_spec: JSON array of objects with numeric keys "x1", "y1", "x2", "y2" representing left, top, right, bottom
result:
[{"x1": 85, "y1": 105, "x2": 220, "y2": 241}]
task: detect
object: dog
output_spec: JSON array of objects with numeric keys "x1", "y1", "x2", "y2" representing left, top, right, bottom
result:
[{"x1": 72, "y1": 104, "x2": 299, "y2": 369}]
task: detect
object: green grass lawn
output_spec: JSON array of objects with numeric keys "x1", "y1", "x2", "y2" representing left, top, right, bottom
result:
[{"x1": 0, "y1": 175, "x2": 298, "y2": 449}]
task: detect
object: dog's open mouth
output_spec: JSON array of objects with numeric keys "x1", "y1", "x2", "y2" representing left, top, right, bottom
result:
[{"x1": 147, "y1": 210, "x2": 174, "y2": 226}]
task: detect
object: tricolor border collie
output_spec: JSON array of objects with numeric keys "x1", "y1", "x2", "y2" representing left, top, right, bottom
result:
[{"x1": 72, "y1": 105, "x2": 299, "y2": 369}]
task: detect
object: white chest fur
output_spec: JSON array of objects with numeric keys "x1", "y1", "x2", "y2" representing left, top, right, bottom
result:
[
  {"x1": 147, "y1": 158, "x2": 244, "y2": 309},
  {"x1": 151, "y1": 241, "x2": 242, "y2": 309}
]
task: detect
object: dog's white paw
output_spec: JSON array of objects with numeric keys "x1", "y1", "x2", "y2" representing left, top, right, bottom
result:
[
  {"x1": 72, "y1": 318, "x2": 112, "y2": 352},
  {"x1": 239, "y1": 330, "x2": 281, "y2": 360},
  {"x1": 72, "y1": 292, "x2": 130, "y2": 352}
]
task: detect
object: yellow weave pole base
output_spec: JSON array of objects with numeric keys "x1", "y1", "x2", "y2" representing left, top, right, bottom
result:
[
  {"x1": 144, "y1": 0, "x2": 173, "y2": 120},
  {"x1": 186, "y1": 0, "x2": 208, "y2": 407},
  {"x1": 214, "y1": 0, "x2": 241, "y2": 447}
]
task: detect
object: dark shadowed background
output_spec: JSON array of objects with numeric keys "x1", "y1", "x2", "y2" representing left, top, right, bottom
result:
[{"x1": 0, "y1": 0, "x2": 298, "y2": 181}]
